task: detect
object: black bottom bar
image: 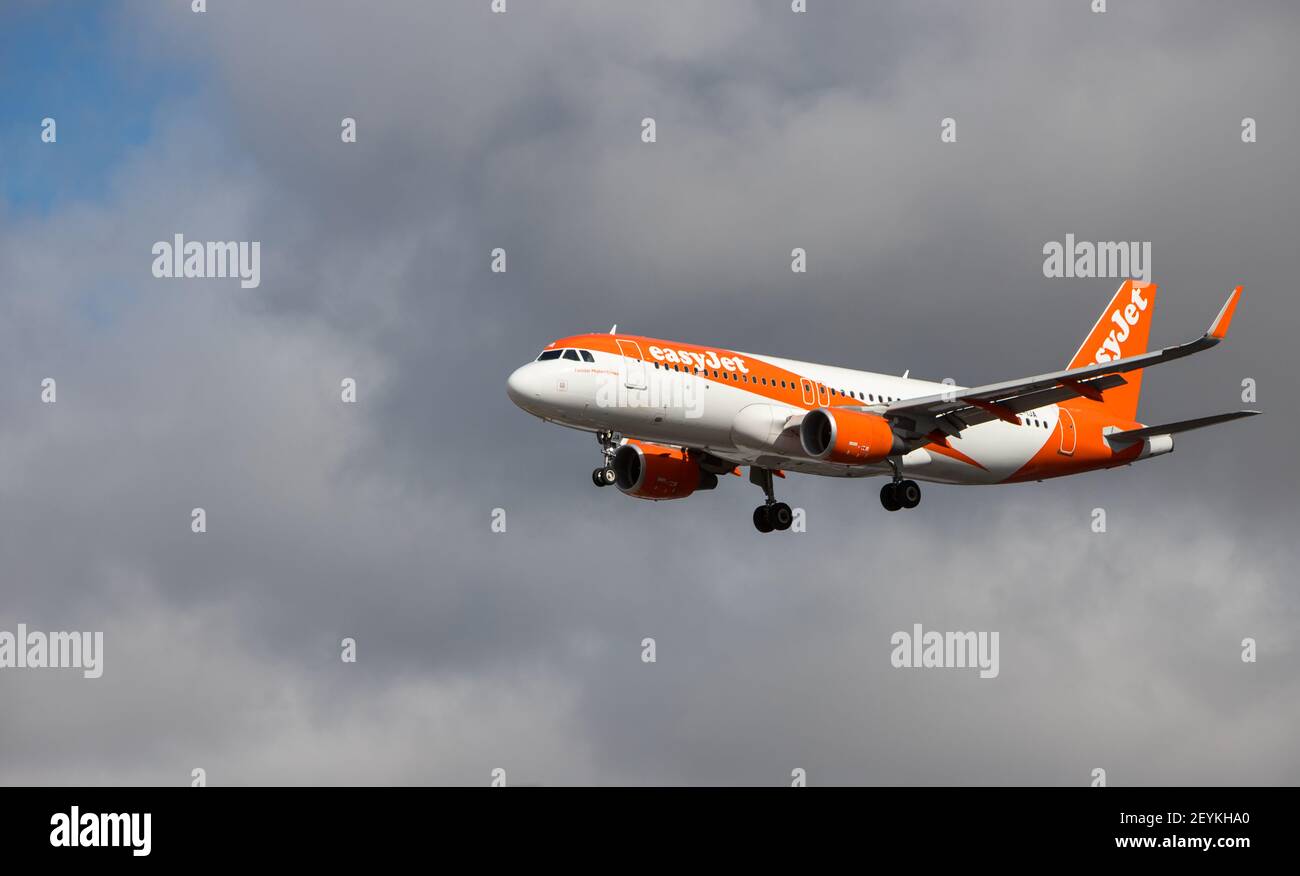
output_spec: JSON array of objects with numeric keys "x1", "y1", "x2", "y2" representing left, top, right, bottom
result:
[{"x1": 3, "y1": 787, "x2": 1286, "y2": 862}]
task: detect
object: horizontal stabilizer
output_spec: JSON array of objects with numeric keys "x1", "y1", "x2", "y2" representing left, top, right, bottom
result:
[{"x1": 1106, "y1": 410, "x2": 1260, "y2": 444}]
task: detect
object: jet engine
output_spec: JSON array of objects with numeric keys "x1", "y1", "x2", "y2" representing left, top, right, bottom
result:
[
  {"x1": 612, "y1": 441, "x2": 718, "y2": 500},
  {"x1": 800, "y1": 408, "x2": 904, "y2": 464}
]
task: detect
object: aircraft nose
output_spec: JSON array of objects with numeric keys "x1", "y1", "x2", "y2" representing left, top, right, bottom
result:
[{"x1": 506, "y1": 363, "x2": 542, "y2": 407}]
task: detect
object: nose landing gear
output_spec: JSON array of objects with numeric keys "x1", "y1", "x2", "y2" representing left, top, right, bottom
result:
[
  {"x1": 591, "y1": 429, "x2": 620, "y2": 487},
  {"x1": 750, "y1": 467, "x2": 793, "y2": 533}
]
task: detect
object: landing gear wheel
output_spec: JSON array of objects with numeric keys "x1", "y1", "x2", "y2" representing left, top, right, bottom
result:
[
  {"x1": 897, "y1": 480, "x2": 921, "y2": 509},
  {"x1": 753, "y1": 505, "x2": 775, "y2": 533},
  {"x1": 880, "y1": 482, "x2": 901, "y2": 512},
  {"x1": 771, "y1": 502, "x2": 793, "y2": 531},
  {"x1": 599, "y1": 467, "x2": 617, "y2": 486},
  {"x1": 592, "y1": 468, "x2": 606, "y2": 487}
]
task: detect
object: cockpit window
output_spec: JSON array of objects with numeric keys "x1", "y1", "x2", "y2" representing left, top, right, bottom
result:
[
  {"x1": 537, "y1": 350, "x2": 562, "y2": 361},
  {"x1": 579, "y1": 350, "x2": 594, "y2": 362},
  {"x1": 562, "y1": 349, "x2": 581, "y2": 361}
]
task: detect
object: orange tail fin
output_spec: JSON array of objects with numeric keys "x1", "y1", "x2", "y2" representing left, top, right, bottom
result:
[{"x1": 1064, "y1": 279, "x2": 1158, "y2": 421}]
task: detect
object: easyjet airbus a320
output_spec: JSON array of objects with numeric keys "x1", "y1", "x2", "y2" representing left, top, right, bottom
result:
[{"x1": 507, "y1": 281, "x2": 1257, "y2": 532}]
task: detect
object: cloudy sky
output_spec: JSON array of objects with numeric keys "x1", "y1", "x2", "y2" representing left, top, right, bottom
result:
[{"x1": 1, "y1": 0, "x2": 1297, "y2": 785}]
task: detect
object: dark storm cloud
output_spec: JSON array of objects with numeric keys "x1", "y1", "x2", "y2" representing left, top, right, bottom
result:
[{"x1": 0, "y1": 1, "x2": 1296, "y2": 784}]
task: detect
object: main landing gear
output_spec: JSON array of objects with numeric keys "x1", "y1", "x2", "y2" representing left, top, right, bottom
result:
[
  {"x1": 591, "y1": 429, "x2": 619, "y2": 487},
  {"x1": 879, "y1": 457, "x2": 921, "y2": 511},
  {"x1": 750, "y1": 467, "x2": 793, "y2": 533}
]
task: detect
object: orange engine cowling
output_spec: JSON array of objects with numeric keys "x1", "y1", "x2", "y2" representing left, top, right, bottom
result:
[
  {"x1": 799, "y1": 408, "x2": 902, "y2": 464},
  {"x1": 612, "y1": 441, "x2": 717, "y2": 500}
]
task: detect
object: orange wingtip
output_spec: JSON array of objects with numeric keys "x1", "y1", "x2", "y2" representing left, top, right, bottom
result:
[{"x1": 1208, "y1": 285, "x2": 1242, "y2": 340}]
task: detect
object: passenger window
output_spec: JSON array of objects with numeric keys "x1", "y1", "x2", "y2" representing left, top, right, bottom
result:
[
  {"x1": 579, "y1": 350, "x2": 594, "y2": 362},
  {"x1": 537, "y1": 350, "x2": 562, "y2": 361}
]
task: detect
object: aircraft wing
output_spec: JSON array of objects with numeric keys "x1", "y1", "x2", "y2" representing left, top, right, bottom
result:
[{"x1": 877, "y1": 286, "x2": 1242, "y2": 438}]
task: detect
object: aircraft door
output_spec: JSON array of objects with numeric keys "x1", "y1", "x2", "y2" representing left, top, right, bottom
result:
[
  {"x1": 800, "y1": 378, "x2": 815, "y2": 406},
  {"x1": 1058, "y1": 407, "x2": 1077, "y2": 455},
  {"x1": 616, "y1": 340, "x2": 648, "y2": 389}
]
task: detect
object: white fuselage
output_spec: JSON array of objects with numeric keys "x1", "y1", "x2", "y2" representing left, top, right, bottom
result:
[{"x1": 507, "y1": 342, "x2": 1072, "y2": 486}]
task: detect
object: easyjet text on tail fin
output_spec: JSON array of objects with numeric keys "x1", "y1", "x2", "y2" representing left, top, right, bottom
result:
[{"x1": 1064, "y1": 279, "x2": 1157, "y2": 420}]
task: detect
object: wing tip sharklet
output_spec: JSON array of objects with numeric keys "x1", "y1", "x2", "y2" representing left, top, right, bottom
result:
[{"x1": 1207, "y1": 285, "x2": 1243, "y2": 341}]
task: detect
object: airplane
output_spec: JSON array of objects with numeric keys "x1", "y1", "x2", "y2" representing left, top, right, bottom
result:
[{"x1": 506, "y1": 280, "x2": 1258, "y2": 532}]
